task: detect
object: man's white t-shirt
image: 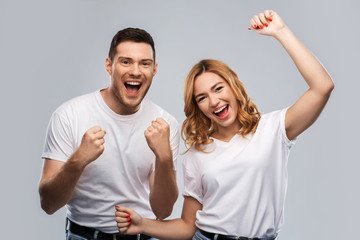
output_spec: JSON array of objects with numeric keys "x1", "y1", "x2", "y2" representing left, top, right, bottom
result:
[
  {"x1": 42, "y1": 90, "x2": 180, "y2": 233},
  {"x1": 183, "y1": 108, "x2": 295, "y2": 238}
]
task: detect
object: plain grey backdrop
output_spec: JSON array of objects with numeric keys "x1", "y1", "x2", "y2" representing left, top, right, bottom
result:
[{"x1": 1, "y1": 0, "x2": 359, "y2": 239}]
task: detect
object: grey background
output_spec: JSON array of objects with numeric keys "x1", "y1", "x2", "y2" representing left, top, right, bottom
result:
[{"x1": 1, "y1": 0, "x2": 358, "y2": 239}]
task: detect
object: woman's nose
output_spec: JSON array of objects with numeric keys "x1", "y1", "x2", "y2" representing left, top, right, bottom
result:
[{"x1": 208, "y1": 94, "x2": 219, "y2": 108}]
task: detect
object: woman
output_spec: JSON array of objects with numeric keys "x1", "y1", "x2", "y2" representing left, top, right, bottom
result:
[{"x1": 115, "y1": 10, "x2": 334, "y2": 240}]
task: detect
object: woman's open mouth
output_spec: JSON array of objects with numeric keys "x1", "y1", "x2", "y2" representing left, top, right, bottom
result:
[{"x1": 214, "y1": 105, "x2": 229, "y2": 119}]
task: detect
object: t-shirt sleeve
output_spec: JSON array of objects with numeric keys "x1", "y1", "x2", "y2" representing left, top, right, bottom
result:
[
  {"x1": 182, "y1": 155, "x2": 203, "y2": 203},
  {"x1": 41, "y1": 111, "x2": 74, "y2": 162},
  {"x1": 280, "y1": 107, "x2": 297, "y2": 149},
  {"x1": 168, "y1": 116, "x2": 180, "y2": 171}
]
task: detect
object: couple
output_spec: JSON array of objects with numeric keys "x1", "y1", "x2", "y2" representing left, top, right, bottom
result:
[{"x1": 39, "y1": 10, "x2": 334, "y2": 240}]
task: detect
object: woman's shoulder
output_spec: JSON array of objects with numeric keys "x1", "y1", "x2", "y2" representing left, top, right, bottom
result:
[
  {"x1": 254, "y1": 108, "x2": 288, "y2": 135},
  {"x1": 258, "y1": 108, "x2": 287, "y2": 125}
]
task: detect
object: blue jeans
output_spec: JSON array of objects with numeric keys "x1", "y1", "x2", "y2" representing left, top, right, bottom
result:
[
  {"x1": 66, "y1": 230, "x2": 87, "y2": 240},
  {"x1": 192, "y1": 230, "x2": 278, "y2": 240}
]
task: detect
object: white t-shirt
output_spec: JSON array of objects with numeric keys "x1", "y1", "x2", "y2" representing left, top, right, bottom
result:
[
  {"x1": 182, "y1": 108, "x2": 295, "y2": 238},
  {"x1": 42, "y1": 90, "x2": 180, "y2": 233}
]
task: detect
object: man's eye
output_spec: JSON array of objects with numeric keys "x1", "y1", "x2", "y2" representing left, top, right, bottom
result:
[
  {"x1": 121, "y1": 60, "x2": 129, "y2": 65},
  {"x1": 142, "y1": 62, "x2": 151, "y2": 66}
]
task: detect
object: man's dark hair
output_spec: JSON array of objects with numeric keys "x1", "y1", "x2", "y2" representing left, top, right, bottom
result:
[{"x1": 108, "y1": 27, "x2": 156, "y2": 62}]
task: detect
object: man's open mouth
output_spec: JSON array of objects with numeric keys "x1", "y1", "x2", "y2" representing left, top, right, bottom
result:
[{"x1": 124, "y1": 81, "x2": 141, "y2": 94}]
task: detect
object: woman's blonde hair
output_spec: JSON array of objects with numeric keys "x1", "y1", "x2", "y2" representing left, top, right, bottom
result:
[{"x1": 181, "y1": 59, "x2": 261, "y2": 152}]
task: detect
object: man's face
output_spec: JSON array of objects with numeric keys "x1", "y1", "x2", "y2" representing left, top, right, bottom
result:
[{"x1": 106, "y1": 41, "x2": 157, "y2": 115}]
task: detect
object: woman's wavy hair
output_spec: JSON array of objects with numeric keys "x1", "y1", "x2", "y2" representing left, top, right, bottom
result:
[{"x1": 181, "y1": 59, "x2": 261, "y2": 152}]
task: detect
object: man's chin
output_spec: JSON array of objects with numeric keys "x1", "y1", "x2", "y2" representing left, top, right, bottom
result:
[{"x1": 121, "y1": 99, "x2": 143, "y2": 114}]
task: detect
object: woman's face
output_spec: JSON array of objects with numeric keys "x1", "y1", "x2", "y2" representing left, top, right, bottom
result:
[{"x1": 193, "y1": 72, "x2": 241, "y2": 133}]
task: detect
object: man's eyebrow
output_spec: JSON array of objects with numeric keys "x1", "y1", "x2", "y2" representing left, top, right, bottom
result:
[
  {"x1": 117, "y1": 56, "x2": 154, "y2": 62},
  {"x1": 117, "y1": 56, "x2": 131, "y2": 60},
  {"x1": 140, "y1": 59, "x2": 154, "y2": 63}
]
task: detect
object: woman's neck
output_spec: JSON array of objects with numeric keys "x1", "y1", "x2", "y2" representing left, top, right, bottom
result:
[{"x1": 211, "y1": 125, "x2": 242, "y2": 142}]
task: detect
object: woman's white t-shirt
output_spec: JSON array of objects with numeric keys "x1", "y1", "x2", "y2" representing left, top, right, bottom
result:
[{"x1": 182, "y1": 108, "x2": 295, "y2": 238}]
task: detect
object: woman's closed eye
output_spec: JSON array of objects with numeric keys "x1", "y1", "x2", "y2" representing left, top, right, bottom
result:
[
  {"x1": 197, "y1": 96, "x2": 206, "y2": 103},
  {"x1": 215, "y1": 86, "x2": 223, "y2": 92}
]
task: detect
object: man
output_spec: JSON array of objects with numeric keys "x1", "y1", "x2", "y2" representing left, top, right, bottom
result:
[{"x1": 39, "y1": 28, "x2": 180, "y2": 240}]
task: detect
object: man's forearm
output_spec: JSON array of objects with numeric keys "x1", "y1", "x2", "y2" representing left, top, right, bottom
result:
[
  {"x1": 39, "y1": 155, "x2": 86, "y2": 214},
  {"x1": 150, "y1": 156, "x2": 178, "y2": 220}
]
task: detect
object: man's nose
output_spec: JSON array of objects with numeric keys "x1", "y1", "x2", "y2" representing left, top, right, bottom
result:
[{"x1": 129, "y1": 63, "x2": 141, "y2": 76}]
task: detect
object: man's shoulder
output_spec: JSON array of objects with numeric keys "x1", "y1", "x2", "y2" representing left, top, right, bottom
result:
[
  {"x1": 141, "y1": 99, "x2": 179, "y2": 132},
  {"x1": 53, "y1": 91, "x2": 98, "y2": 115},
  {"x1": 142, "y1": 98, "x2": 165, "y2": 111},
  {"x1": 142, "y1": 99, "x2": 178, "y2": 122}
]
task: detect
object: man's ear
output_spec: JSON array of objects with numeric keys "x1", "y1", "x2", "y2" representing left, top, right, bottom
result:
[
  {"x1": 105, "y1": 57, "x2": 113, "y2": 76},
  {"x1": 153, "y1": 62, "x2": 158, "y2": 76}
]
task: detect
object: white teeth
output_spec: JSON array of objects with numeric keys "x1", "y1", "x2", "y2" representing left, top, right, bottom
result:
[
  {"x1": 126, "y1": 82, "x2": 140, "y2": 85},
  {"x1": 214, "y1": 105, "x2": 227, "y2": 114}
]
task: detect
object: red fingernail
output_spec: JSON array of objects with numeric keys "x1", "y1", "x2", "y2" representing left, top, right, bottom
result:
[
  {"x1": 259, "y1": 25, "x2": 264, "y2": 29},
  {"x1": 129, "y1": 221, "x2": 131, "y2": 225},
  {"x1": 269, "y1": 19, "x2": 273, "y2": 22},
  {"x1": 116, "y1": 205, "x2": 120, "y2": 208},
  {"x1": 126, "y1": 214, "x2": 130, "y2": 217},
  {"x1": 254, "y1": 25, "x2": 257, "y2": 28},
  {"x1": 264, "y1": 23, "x2": 268, "y2": 27},
  {"x1": 248, "y1": 27, "x2": 251, "y2": 30}
]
